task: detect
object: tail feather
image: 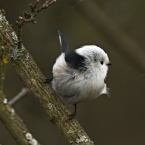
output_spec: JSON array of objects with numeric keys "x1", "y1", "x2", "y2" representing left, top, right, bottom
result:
[{"x1": 58, "y1": 30, "x2": 69, "y2": 53}]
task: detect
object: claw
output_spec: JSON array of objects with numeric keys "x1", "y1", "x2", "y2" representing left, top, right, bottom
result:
[
  {"x1": 68, "y1": 112, "x2": 76, "y2": 120},
  {"x1": 43, "y1": 78, "x2": 53, "y2": 83},
  {"x1": 68, "y1": 104, "x2": 77, "y2": 120}
]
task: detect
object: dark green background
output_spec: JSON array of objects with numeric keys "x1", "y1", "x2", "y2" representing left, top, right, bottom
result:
[{"x1": 0, "y1": 0, "x2": 145, "y2": 144}]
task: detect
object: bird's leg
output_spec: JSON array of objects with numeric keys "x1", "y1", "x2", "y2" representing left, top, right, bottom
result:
[
  {"x1": 68, "y1": 104, "x2": 77, "y2": 120},
  {"x1": 43, "y1": 78, "x2": 53, "y2": 83}
]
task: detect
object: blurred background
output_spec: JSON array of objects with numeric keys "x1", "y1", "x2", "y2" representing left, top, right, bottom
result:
[{"x1": 0, "y1": 0, "x2": 145, "y2": 144}]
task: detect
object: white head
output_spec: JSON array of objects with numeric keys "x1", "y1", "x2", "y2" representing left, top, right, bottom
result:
[{"x1": 76, "y1": 45, "x2": 111, "y2": 79}]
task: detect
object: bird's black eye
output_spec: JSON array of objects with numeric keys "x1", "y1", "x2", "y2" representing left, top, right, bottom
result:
[{"x1": 100, "y1": 61, "x2": 103, "y2": 65}]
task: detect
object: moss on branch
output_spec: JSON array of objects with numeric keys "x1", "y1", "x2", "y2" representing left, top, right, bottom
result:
[{"x1": 0, "y1": 11, "x2": 94, "y2": 145}]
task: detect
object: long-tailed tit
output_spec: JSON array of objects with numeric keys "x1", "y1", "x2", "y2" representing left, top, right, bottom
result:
[{"x1": 44, "y1": 30, "x2": 112, "y2": 120}]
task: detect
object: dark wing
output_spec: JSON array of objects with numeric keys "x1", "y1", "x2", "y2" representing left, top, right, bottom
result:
[
  {"x1": 58, "y1": 30, "x2": 69, "y2": 54},
  {"x1": 58, "y1": 30, "x2": 87, "y2": 71},
  {"x1": 65, "y1": 51, "x2": 86, "y2": 71}
]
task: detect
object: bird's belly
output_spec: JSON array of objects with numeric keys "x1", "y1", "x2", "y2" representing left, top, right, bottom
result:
[
  {"x1": 74, "y1": 80, "x2": 104, "y2": 103},
  {"x1": 52, "y1": 76, "x2": 105, "y2": 104}
]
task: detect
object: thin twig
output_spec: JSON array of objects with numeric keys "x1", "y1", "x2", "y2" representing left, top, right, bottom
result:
[
  {"x1": 9, "y1": 88, "x2": 30, "y2": 106},
  {"x1": 29, "y1": 0, "x2": 39, "y2": 12},
  {"x1": 0, "y1": 10, "x2": 40, "y2": 145},
  {"x1": 16, "y1": 0, "x2": 56, "y2": 49},
  {"x1": 36, "y1": 0, "x2": 56, "y2": 13},
  {"x1": 0, "y1": 92, "x2": 41, "y2": 145},
  {"x1": 71, "y1": 0, "x2": 82, "y2": 9},
  {"x1": 0, "y1": 10, "x2": 94, "y2": 145}
]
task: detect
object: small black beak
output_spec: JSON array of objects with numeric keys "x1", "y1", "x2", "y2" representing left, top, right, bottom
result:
[{"x1": 107, "y1": 62, "x2": 112, "y2": 66}]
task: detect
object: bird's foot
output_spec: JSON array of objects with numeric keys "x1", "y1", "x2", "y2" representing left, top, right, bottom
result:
[
  {"x1": 43, "y1": 78, "x2": 53, "y2": 83},
  {"x1": 68, "y1": 112, "x2": 76, "y2": 120}
]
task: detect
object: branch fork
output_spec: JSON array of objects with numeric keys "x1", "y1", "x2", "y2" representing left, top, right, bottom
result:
[{"x1": 16, "y1": 0, "x2": 56, "y2": 49}]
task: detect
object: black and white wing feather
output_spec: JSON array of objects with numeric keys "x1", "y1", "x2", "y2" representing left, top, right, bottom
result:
[
  {"x1": 58, "y1": 30, "x2": 69, "y2": 54},
  {"x1": 58, "y1": 30, "x2": 86, "y2": 71}
]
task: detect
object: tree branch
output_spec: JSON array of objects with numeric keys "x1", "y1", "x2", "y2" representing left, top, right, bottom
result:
[
  {"x1": 0, "y1": 92, "x2": 41, "y2": 145},
  {"x1": 0, "y1": 10, "x2": 8, "y2": 91},
  {"x1": 16, "y1": 0, "x2": 56, "y2": 48},
  {"x1": 9, "y1": 88, "x2": 30, "y2": 106},
  {"x1": 0, "y1": 10, "x2": 40, "y2": 145},
  {"x1": 0, "y1": 11, "x2": 94, "y2": 145}
]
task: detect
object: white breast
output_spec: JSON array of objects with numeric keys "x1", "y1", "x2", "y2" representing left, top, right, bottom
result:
[{"x1": 52, "y1": 53, "x2": 108, "y2": 104}]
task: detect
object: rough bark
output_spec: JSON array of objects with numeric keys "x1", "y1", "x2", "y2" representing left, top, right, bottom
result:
[
  {"x1": 0, "y1": 11, "x2": 94, "y2": 145},
  {"x1": 0, "y1": 92, "x2": 40, "y2": 145}
]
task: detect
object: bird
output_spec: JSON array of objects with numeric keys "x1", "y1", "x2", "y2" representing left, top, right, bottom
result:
[{"x1": 44, "y1": 30, "x2": 112, "y2": 120}]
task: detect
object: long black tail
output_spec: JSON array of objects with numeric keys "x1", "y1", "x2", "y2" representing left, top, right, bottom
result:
[{"x1": 58, "y1": 30, "x2": 69, "y2": 54}]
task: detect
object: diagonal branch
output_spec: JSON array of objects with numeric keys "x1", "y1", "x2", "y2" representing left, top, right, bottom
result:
[
  {"x1": 0, "y1": 10, "x2": 8, "y2": 91},
  {"x1": 0, "y1": 10, "x2": 40, "y2": 145},
  {"x1": 0, "y1": 11, "x2": 94, "y2": 145},
  {"x1": 0, "y1": 92, "x2": 41, "y2": 145},
  {"x1": 9, "y1": 88, "x2": 30, "y2": 106}
]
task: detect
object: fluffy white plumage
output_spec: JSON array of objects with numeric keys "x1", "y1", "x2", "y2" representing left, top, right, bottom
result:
[{"x1": 52, "y1": 45, "x2": 110, "y2": 104}]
